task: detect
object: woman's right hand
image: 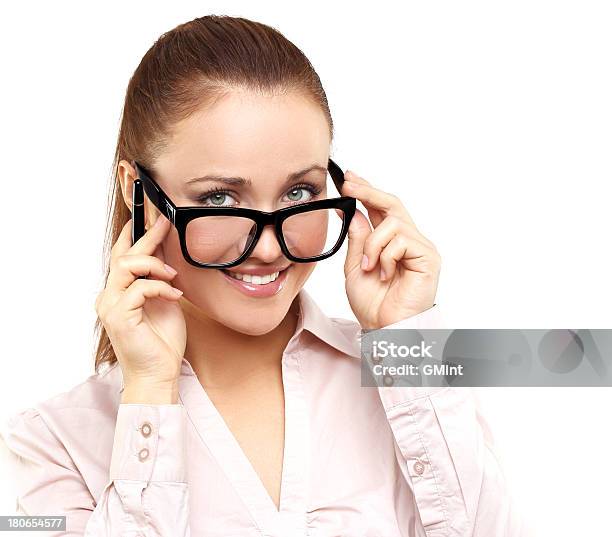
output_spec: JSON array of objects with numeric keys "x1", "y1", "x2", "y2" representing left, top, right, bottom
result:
[{"x1": 95, "y1": 216, "x2": 187, "y2": 404}]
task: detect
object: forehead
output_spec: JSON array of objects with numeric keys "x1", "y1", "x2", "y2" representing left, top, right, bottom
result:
[{"x1": 154, "y1": 89, "x2": 331, "y2": 187}]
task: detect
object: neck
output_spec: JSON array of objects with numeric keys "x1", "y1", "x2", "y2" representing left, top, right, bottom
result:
[{"x1": 181, "y1": 296, "x2": 300, "y2": 393}]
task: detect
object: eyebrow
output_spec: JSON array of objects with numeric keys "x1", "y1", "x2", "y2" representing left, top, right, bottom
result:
[{"x1": 184, "y1": 163, "x2": 328, "y2": 188}]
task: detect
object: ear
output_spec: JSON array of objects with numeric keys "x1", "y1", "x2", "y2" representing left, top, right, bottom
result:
[
  {"x1": 117, "y1": 159, "x2": 158, "y2": 230},
  {"x1": 117, "y1": 159, "x2": 138, "y2": 213}
]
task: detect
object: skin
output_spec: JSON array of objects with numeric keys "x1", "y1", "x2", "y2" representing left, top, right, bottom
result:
[{"x1": 102, "y1": 88, "x2": 441, "y2": 510}]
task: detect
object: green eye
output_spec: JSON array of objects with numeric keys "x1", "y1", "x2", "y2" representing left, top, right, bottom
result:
[
  {"x1": 210, "y1": 192, "x2": 227, "y2": 205},
  {"x1": 287, "y1": 188, "x2": 304, "y2": 201},
  {"x1": 195, "y1": 187, "x2": 237, "y2": 207}
]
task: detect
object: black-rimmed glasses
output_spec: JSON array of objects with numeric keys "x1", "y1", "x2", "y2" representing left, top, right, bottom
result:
[{"x1": 133, "y1": 158, "x2": 356, "y2": 269}]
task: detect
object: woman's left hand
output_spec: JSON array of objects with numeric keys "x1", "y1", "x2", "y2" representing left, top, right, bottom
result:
[{"x1": 341, "y1": 170, "x2": 441, "y2": 330}]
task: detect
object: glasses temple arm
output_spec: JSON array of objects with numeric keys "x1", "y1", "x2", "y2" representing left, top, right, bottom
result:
[
  {"x1": 133, "y1": 162, "x2": 177, "y2": 224},
  {"x1": 328, "y1": 157, "x2": 346, "y2": 195}
]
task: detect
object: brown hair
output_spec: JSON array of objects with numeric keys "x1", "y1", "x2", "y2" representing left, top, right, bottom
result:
[{"x1": 93, "y1": 14, "x2": 334, "y2": 373}]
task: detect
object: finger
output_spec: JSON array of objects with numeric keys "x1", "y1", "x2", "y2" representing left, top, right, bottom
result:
[
  {"x1": 110, "y1": 219, "x2": 137, "y2": 260},
  {"x1": 109, "y1": 215, "x2": 172, "y2": 280},
  {"x1": 378, "y1": 235, "x2": 406, "y2": 281},
  {"x1": 379, "y1": 234, "x2": 436, "y2": 280},
  {"x1": 344, "y1": 208, "x2": 372, "y2": 275},
  {"x1": 342, "y1": 171, "x2": 384, "y2": 227},
  {"x1": 117, "y1": 279, "x2": 183, "y2": 315},
  {"x1": 344, "y1": 171, "x2": 437, "y2": 250},
  {"x1": 106, "y1": 254, "x2": 178, "y2": 297},
  {"x1": 344, "y1": 169, "x2": 374, "y2": 187},
  {"x1": 113, "y1": 215, "x2": 172, "y2": 264},
  {"x1": 342, "y1": 173, "x2": 416, "y2": 228},
  {"x1": 361, "y1": 216, "x2": 431, "y2": 271}
]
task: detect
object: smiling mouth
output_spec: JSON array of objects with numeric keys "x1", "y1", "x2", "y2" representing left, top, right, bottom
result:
[{"x1": 220, "y1": 266, "x2": 290, "y2": 285}]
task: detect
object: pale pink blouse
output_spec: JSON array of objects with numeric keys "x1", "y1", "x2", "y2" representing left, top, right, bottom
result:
[{"x1": 0, "y1": 289, "x2": 528, "y2": 536}]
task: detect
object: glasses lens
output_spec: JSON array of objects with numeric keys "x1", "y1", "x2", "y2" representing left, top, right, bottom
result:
[
  {"x1": 185, "y1": 216, "x2": 257, "y2": 265},
  {"x1": 281, "y1": 208, "x2": 345, "y2": 259}
]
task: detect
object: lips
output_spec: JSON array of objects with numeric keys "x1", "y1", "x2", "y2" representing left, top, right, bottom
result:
[
  {"x1": 220, "y1": 265, "x2": 291, "y2": 298},
  {"x1": 222, "y1": 269, "x2": 282, "y2": 285},
  {"x1": 222, "y1": 264, "x2": 291, "y2": 276}
]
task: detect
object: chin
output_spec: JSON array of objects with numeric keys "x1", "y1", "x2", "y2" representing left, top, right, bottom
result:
[{"x1": 216, "y1": 307, "x2": 290, "y2": 336}]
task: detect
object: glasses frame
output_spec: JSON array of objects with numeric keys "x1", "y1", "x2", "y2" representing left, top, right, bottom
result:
[{"x1": 132, "y1": 157, "x2": 357, "y2": 269}]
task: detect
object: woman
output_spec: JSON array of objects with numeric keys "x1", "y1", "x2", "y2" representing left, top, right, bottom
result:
[{"x1": 0, "y1": 15, "x2": 526, "y2": 536}]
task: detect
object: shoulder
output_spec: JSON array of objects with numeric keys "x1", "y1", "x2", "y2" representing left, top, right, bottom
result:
[
  {"x1": 0, "y1": 363, "x2": 122, "y2": 488},
  {"x1": 21, "y1": 361, "x2": 121, "y2": 427},
  {"x1": 4, "y1": 360, "x2": 121, "y2": 433}
]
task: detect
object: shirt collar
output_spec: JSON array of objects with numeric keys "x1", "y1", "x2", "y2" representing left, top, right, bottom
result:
[
  {"x1": 293, "y1": 287, "x2": 362, "y2": 359},
  {"x1": 115, "y1": 288, "x2": 361, "y2": 393}
]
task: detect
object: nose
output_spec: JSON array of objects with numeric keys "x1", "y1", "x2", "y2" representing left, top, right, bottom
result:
[{"x1": 248, "y1": 224, "x2": 285, "y2": 264}]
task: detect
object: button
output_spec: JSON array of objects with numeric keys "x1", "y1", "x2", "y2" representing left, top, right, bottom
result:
[
  {"x1": 413, "y1": 460, "x2": 425, "y2": 475},
  {"x1": 138, "y1": 448, "x2": 149, "y2": 462},
  {"x1": 140, "y1": 421, "x2": 153, "y2": 438}
]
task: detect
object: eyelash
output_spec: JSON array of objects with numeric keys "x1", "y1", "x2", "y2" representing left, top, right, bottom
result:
[{"x1": 195, "y1": 182, "x2": 324, "y2": 206}]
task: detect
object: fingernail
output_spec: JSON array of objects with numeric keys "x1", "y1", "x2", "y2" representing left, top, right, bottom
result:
[
  {"x1": 361, "y1": 254, "x2": 369, "y2": 270},
  {"x1": 380, "y1": 268, "x2": 387, "y2": 281},
  {"x1": 164, "y1": 263, "x2": 177, "y2": 275},
  {"x1": 172, "y1": 287, "x2": 183, "y2": 296}
]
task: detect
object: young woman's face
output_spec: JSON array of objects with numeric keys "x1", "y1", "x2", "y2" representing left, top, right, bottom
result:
[{"x1": 132, "y1": 89, "x2": 332, "y2": 334}]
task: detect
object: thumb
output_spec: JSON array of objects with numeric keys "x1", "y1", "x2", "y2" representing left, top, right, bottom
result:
[{"x1": 345, "y1": 208, "x2": 372, "y2": 275}]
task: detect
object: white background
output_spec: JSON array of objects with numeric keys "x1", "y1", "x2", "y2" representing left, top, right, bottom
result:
[{"x1": 0, "y1": 1, "x2": 610, "y2": 535}]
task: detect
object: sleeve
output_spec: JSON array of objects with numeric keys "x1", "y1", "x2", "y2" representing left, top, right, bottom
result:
[
  {"x1": 376, "y1": 305, "x2": 533, "y2": 536},
  {"x1": 0, "y1": 403, "x2": 191, "y2": 536},
  {"x1": 380, "y1": 303, "x2": 444, "y2": 330}
]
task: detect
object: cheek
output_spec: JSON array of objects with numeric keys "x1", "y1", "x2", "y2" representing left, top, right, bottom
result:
[
  {"x1": 289, "y1": 262, "x2": 316, "y2": 289},
  {"x1": 160, "y1": 231, "x2": 188, "y2": 271},
  {"x1": 159, "y1": 231, "x2": 219, "y2": 294}
]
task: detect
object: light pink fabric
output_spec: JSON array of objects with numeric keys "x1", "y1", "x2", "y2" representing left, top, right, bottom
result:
[{"x1": 0, "y1": 289, "x2": 528, "y2": 536}]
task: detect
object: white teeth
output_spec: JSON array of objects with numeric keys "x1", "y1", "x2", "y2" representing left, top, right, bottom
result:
[{"x1": 224, "y1": 270, "x2": 281, "y2": 285}]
